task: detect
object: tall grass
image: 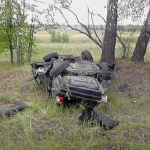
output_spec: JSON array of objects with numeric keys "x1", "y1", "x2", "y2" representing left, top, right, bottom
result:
[
  {"x1": 27, "y1": 30, "x2": 150, "y2": 64},
  {"x1": 32, "y1": 42, "x2": 101, "y2": 62},
  {"x1": 1, "y1": 29, "x2": 150, "y2": 63}
]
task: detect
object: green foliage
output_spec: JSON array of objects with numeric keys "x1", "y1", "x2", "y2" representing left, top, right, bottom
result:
[
  {"x1": 0, "y1": 0, "x2": 37, "y2": 64},
  {"x1": 118, "y1": 24, "x2": 142, "y2": 32},
  {"x1": 50, "y1": 30, "x2": 57, "y2": 42},
  {"x1": 50, "y1": 31, "x2": 69, "y2": 43},
  {"x1": 0, "y1": 0, "x2": 16, "y2": 54},
  {"x1": 56, "y1": 32, "x2": 61, "y2": 42},
  {"x1": 0, "y1": 95, "x2": 11, "y2": 103},
  {"x1": 61, "y1": 32, "x2": 69, "y2": 43}
]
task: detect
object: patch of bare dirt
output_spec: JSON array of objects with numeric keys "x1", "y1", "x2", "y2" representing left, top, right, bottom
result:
[{"x1": 109, "y1": 59, "x2": 150, "y2": 99}]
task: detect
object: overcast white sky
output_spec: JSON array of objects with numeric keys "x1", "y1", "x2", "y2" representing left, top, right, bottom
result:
[
  {"x1": 27, "y1": 0, "x2": 107, "y2": 25},
  {"x1": 65, "y1": 0, "x2": 107, "y2": 25},
  {"x1": 69, "y1": 0, "x2": 107, "y2": 24},
  {"x1": 28, "y1": 0, "x2": 147, "y2": 25}
]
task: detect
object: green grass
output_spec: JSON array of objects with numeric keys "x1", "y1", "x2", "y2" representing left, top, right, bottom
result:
[
  {"x1": 2, "y1": 29, "x2": 150, "y2": 63},
  {"x1": 32, "y1": 43, "x2": 101, "y2": 62},
  {"x1": 0, "y1": 30, "x2": 150, "y2": 150}
]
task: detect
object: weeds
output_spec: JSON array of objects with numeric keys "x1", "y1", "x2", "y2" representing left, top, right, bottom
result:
[{"x1": 0, "y1": 95, "x2": 11, "y2": 103}]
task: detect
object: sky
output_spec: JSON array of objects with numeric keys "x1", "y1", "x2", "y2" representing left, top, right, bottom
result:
[
  {"x1": 28, "y1": 0, "x2": 107, "y2": 25},
  {"x1": 27, "y1": 0, "x2": 147, "y2": 25},
  {"x1": 66, "y1": 0, "x2": 107, "y2": 25}
]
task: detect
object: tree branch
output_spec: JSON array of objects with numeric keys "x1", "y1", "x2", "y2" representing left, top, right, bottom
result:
[
  {"x1": 93, "y1": 12, "x2": 127, "y2": 58},
  {"x1": 89, "y1": 10, "x2": 103, "y2": 45},
  {"x1": 55, "y1": 6, "x2": 103, "y2": 49}
]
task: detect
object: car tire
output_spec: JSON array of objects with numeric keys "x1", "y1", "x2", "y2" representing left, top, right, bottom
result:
[
  {"x1": 81, "y1": 50, "x2": 93, "y2": 62},
  {"x1": 52, "y1": 61, "x2": 70, "y2": 77},
  {"x1": 43, "y1": 52, "x2": 58, "y2": 62},
  {"x1": 0, "y1": 103, "x2": 27, "y2": 117},
  {"x1": 99, "y1": 62, "x2": 109, "y2": 80}
]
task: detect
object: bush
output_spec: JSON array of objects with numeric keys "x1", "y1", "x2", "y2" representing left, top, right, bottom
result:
[
  {"x1": 50, "y1": 31, "x2": 57, "y2": 43},
  {"x1": 50, "y1": 31, "x2": 69, "y2": 43},
  {"x1": 61, "y1": 32, "x2": 69, "y2": 43}
]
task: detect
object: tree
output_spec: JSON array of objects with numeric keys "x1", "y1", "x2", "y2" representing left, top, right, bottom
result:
[
  {"x1": 21, "y1": 0, "x2": 26, "y2": 64},
  {"x1": 27, "y1": 13, "x2": 36, "y2": 63},
  {"x1": 131, "y1": 9, "x2": 150, "y2": 62},
  {"x1": 16, "y1": 2, "x2": 21, "y2": 66},
  {"x1": 0, "y1": 0, "x2": 16, "y2": 64},
  {"x1": 0, "y1": 0, "x2": 37, "y2": 65},
  {"x1": 101, "y1": 0, "x2": 118, "y2": 65},
  {"x1": 118, "y1": 0, "x2": 149, "y2": 62},
  {"x1": 118, "y1": 0, "x2": 148, "y2": 22},
  {"x1": 16, "y1": 0, "x2": 37, "y2": 64}
]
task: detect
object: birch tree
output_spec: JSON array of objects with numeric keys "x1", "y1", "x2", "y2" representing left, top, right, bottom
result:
[
  {"x1": 131, "y1": 3, "x2": 150, "y2": 62},
  {"x1": 16, "y1": 2, "x2": 21, "y2": 66},
  {"x1": 0, "y1": 0, "x2": 37, "y2": 65},
  {"x1": 101, "y1": 0, "x2": 118, "y2": 65},
  {"x1": 21, "y1": 0, "x2": 25, "y2": 64},
  {"x1": 0, "y1": 0, "x2": 16, "y2": 64},
  {"x1": 118, "y1": 0, "x2": 149, "y2": 62}
]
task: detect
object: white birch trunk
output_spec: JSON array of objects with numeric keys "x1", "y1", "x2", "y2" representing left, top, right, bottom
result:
[
  {"x1": 21, "y1": 0, "x2": 25, "y2": 64},
  {"x1": 16, "y1": 3, "x2": 20, "y2": 66}
]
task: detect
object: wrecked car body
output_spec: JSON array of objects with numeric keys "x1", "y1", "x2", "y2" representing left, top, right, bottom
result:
[{"x1": 31, "y1": 50, "x2": 111, "y2": 107}]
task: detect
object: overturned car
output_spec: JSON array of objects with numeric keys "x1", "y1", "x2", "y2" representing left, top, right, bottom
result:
[{"x1": 31, "y1": 50, "x2": 113, "y2": 107}]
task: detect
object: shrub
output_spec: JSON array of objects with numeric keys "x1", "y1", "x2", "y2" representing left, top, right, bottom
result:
[
  {"x1": 50, "y1": 31, "x2": 57, "y2": 43},
  {"x1": 61, "y1": 32, "x2": 69, "y2": 43},
  {"x1": 50, "y1": 31, "x2": 69, "y2": 43}
]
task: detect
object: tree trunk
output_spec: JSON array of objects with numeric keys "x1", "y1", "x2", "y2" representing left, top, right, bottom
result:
[
  {"x1": 131, "y1": 10, "x2": 150, "y2": 63},
  {"x1": 101, "y1": 0, "x2": 118, "y2": 65},
  {"x1": 16, "y1": 5, "x2": 20, "y2": 66},
  {"x1": 9, "y1": 39, "x2": 13, "y2": 64},
  {"x1": 16, "y1": 23, "x2": 20, "y2": 66},
  {"x1": 21, "y1": 0, "x2": 25, "y2": 65},
  {"x1": 28, "y1": 24, "x2": 34, "y2": 62},
  {"x1": 6, "y1": 31, "x2": 14, "y2": 64}
]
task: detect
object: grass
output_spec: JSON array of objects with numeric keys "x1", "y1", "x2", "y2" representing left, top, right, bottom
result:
[{"x1": 0, "y1": 30, "x2": 150, "y2": 149}]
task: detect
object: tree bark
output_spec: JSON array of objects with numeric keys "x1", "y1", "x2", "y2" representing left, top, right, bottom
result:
[
  {"x1": 6, "y1": 28, "x2": 14, "y2": 64},
  {"x1": 131, "y1": 9, "x2": 150, "y2": 63},
  {"x1": 101, "y1": 0, "x2": 118, "y2": 65},
  {"x1": 28, "y1": 24, "x2": 34, "y2": 62},
  {"x1": 21, "y1": 0, "x2": 25, "y2": 65},
  {"x1": 9, "y1": 39, "x2": 13, "y2": 64},
  {"x1": 16, "y1": 6, "x2": 20, "y2": 66}
]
